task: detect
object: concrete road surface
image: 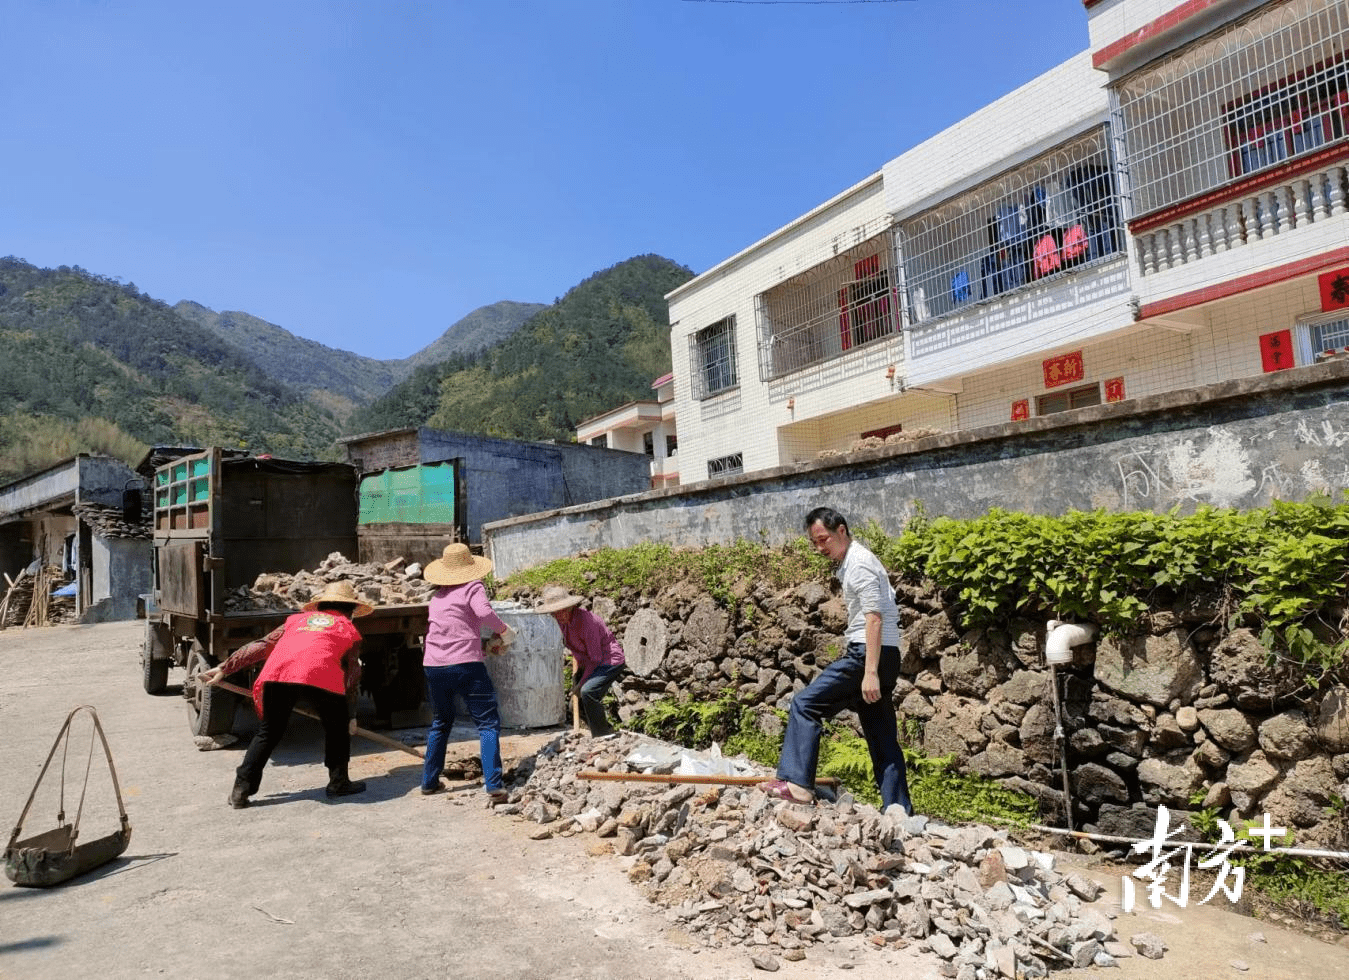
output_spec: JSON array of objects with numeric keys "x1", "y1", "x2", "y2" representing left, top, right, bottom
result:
[
  {"x1": 3, "y1": 622, "x2": 1345, "y2": 979},
  {"x1": 0, "y1": 621, "x2": 946, "y2": 980}
]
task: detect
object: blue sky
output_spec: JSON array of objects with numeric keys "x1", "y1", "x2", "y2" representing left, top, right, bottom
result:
[{"x1": 2, "y1": 0, "x2": 1088, "y2": 360}]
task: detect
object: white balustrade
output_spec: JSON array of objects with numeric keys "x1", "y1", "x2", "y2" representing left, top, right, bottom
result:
[
  {"x1": 1274, "y1": 185, "x2": 1294, "y2": 233},
  {"x1": 1310, "y1": 172, "x2": 1330, "y2": 219},
  {"x1": 1257, "y1": 190, "x2": 1277, "y2": 239},
  {"x1": 1168, "y1": 225, "x2": 1184, "y2": 269},
  {"x1": 1135, "y1": 163, "x2": 1348, "y2": 277},
  {"x1": 1139, "y1": 232, "x2": 1157, "y2": 276},
  {"x1": 1329, "y1": 164, "x2": 1347, "y2": 216},
  {"x1": 1242, "y1": 195, "x2": 1262, "y2": 242},
  {"x1": 1291, "y1": 178, "x2": 1311, "y2": 228},
  {"x1": 1211, "y1": 205, "x2": 1229, "y2": 253}
]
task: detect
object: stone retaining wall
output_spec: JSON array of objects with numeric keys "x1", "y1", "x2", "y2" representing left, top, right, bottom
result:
[{"x1": 507, "y1": 574, "x2": 1349, "y2": 849}]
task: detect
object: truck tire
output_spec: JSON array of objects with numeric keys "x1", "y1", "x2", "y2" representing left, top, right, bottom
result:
[
  {"x1": 142, "y1": 620, "x2": 171, "y2": 694},
  {"x1": 184, "y1": 644, "x2": 236, "y2": 736}
]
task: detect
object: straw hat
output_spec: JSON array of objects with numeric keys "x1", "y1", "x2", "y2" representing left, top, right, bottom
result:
[
  {"x1": 534, "y1": 585, "x2": 584, "y2": 615},
  {"x1": 424, "y1": 543, "x2": 494, "y2": 586},
  {"x1": 302, "y1": 580, "x2": 374, "y2": 617}
]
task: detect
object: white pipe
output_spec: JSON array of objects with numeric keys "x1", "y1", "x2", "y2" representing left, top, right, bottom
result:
[
  {"x1": 1045, "y1": 620, "x2": 1096, "y2": 834},
  {"x1": 1045, "y1": 620, "x2": 1097, "y2": 663}
]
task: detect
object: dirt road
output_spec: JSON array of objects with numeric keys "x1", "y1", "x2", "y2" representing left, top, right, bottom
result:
[{"x1": 0, "y1": 621, "x2": 1344, "y2": 979}]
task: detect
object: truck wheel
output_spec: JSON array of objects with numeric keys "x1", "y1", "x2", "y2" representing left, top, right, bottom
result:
[
  {"x1": 184, "y1": 644, "x2": 236, "y2": 736},
  {"x1": 142, "y1": 621, "x2": 171, "y2": 694}
]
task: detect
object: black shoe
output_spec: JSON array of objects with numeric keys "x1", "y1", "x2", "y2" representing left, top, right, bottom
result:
[
  {"x1": 420, "y1": 783, "x2": 443, "y2": 796},
  {"x1": 229, "y1": 778, "x2": 251, "y2": 809},
  {"x1": 326, "y1": 777, "x2": 367, "y2": 798}
]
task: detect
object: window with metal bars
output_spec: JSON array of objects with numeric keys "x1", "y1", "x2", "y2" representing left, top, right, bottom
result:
[
  {"x1": 1115, "y1": 0, "x2": 1349, "y2": 218},
  {"x1": 754, "y1": 234, "x2": 899, "y2": 382},
  {"x1": 1226, "y1": 53, "x2": 1348, "y2": 176},
  {"x1": 1295, "y1": 310, "x2": 1349, "y2": 362},
  {"x1": 707, "y1": 452, "x2": 743, "y2": 480},
  {"x1": 1036, "y1": 383, "x2": 1101, "y2": 416},
  {"x1": 689, "y1": 316, "x2": 739, "y2": 400},
  {"x1": 899, "y1": 127, "x2": 1122, "y2": 329}
]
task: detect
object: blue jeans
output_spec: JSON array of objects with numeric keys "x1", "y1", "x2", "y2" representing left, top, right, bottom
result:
[
  {"x1": 422, "y1": 662, "x2": 503, "y2": 792},
  {"x1": 576, "y1": 662, "x2": 624, "y2": 736},
  {"x1": 777, "y1": 642, "x2": 912, "y2": 813}
]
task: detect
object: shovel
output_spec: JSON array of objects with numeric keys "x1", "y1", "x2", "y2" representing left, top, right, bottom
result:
[{"x1": 214, "y1": 680, "x2": 424, "y2": 759}]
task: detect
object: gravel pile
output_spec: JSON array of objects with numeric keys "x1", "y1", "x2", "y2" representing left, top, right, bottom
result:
[
  {"x1": 223, "y1": 552, "x2": 435, "y2": 612},
  {"x1": 491, "y1": 730, "x2": 1163, "y2": 976}
]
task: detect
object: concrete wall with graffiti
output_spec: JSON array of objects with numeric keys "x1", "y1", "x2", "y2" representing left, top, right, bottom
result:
[{"x1": 485, "y1": 360, "x2": 1349, "y2": 577}]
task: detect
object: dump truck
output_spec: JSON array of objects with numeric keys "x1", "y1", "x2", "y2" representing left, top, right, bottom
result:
[{"x1": 139, "y1": 448, "x2": 430, "y2": 737}]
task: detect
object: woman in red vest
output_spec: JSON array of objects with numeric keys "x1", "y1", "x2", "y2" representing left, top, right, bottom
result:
[{"x1": 201, "y1": 580, "x2": 373, "y2": 809}]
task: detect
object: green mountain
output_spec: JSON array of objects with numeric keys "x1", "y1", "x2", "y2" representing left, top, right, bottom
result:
[
  {"x1": 0, "y1": 253, "x2": 692, "y2": 487},
  {"x1": 0, "y1": 258, "x2": 340, "y2": 483},
  {"x1": 172, "y1": 301, "x2": 401, "y2": 420},
  {"x1": 174, "y1": 299, "x2": 548, "y2": 422},
  {"x1": 402, "y1": 300, "x2": 549, "y2": 371},
  {"x1": 348, "y1": 255, "x2": 694, "y2": 441}
]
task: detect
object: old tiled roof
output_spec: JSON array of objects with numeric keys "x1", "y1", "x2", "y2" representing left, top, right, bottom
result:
[{"x1": 72, "y1": 502, "x2": 151, "y2": 540}]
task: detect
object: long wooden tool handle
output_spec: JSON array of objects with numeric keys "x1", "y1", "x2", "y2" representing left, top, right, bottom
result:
[
  {"x1": 216, "y1": 680, "x2": 424, "y2": 759},
  {"x1": 578, "y1": 770, "x2": 838, "y2": 788}
]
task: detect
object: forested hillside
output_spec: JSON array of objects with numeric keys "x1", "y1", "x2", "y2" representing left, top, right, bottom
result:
[
  {"x1": 0, "y1": 258, "x2": 339, "y2": 482},
  {"x1": 348, "y1": 255, "x2": 693, "y2": 440},
  {"x1": 401, "y1": 300, "x2": 549, "y2": 371},
  {"x1": 173, "y1": 301, "x2": 401, "y2": 420},
  {"x1": 0, "y1": 253, "x2": 692, "y2": 487},
  {"x1": 175, "y1": 298, "x2": 548, "y2": 422}
]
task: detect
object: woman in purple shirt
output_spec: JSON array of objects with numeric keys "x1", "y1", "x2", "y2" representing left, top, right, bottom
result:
[
  {"x1": 420, "y1": 543, "x2": 513, "y2": 800},
  {"x1": 536, "y1": 586, "x2": 625, "y2": 737}
]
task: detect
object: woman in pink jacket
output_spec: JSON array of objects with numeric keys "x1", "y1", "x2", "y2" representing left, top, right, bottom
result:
[
  {"x1": 420, "y1": 544, "x2": 513, "y2": 800},
  {"x1": 536, "y1": 585, "x2": 625, "y2": 738}
]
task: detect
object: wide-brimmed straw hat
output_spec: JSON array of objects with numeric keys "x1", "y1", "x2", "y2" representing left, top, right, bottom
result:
[
  {"x1": 424, "y1": 543, "x2": 494, "y2": 586},
  {"x1": 302, "y1": 580, "x2": 374, "y2": 617},
  {"x1": 534, "y1": 585, "x2": 584, "y2": 615}
]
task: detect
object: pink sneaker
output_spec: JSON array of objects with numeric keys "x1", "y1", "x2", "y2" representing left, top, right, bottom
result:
[{"x1": 756, "y1": 779, "x2": 814, "y2": 804}]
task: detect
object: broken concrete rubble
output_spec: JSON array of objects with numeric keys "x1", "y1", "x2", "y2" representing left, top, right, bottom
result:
[
  {"x1": 490, "y1": 730, "x2": 1158, "y2": 974},
  {"x1": 223, "y1": 552, "x2": 435, "y2": 612}
]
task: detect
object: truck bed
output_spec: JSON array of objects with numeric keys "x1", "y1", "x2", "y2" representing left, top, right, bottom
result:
[{"x1": 204, "y1": 603, "x2": 430, "y2": 634}]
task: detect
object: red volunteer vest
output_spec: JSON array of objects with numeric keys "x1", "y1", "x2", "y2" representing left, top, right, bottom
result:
[{"x1": 251, "y1": 611, "x2": 361, "y2": 716}]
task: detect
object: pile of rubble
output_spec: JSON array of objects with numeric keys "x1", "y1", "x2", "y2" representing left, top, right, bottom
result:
[
  {"x1": 816, "y1": 427, "x2": 944, "y2": 459},
  {"x1": 222, "y1": 552, "x2": 436, "y2": 612},
  {"x1": 491, "y1": 731, "x2": 1168, "y2": 976}
]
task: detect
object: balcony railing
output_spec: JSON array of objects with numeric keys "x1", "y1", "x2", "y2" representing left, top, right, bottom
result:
[{"x1": 1132, "y1": 153, "x2": 1348, "y2": 277}]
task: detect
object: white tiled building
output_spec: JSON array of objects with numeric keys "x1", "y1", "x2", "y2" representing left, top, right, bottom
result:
[
  {"x1": 667, "y1": 0, "x2": 1349, "y2": 484},
  {"x1": 575, "y1": 373, "x2": 679, "y2": 488}
]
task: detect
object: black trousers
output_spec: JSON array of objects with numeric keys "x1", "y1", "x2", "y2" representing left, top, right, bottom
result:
[{"x1": 236, "y1": 681, "x2": 350, "y2": 791}]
